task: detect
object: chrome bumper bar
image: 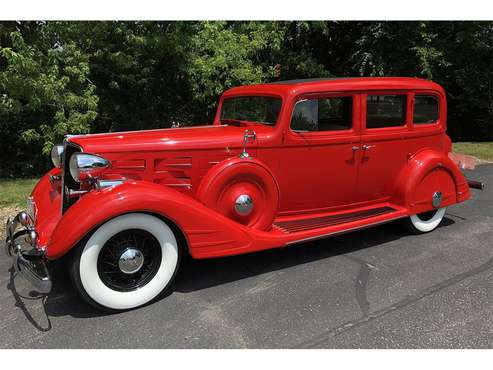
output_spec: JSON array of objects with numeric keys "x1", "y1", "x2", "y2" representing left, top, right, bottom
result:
[
  {"x1": 4, "y1": 212, "x2": 52, "y2": 294},
  {"x1": 466, "y1": 178, "x2": 485, "y2": 190}
]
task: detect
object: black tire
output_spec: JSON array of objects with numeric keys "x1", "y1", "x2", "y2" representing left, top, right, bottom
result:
[{"x1": 404, "y1": 207, "x2": 447, "y2": 235}]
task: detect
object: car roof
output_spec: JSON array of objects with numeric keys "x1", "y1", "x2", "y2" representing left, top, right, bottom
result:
[
  {"x1": 223, "y1": 77, "x2": 445, "y2": 97},
  {"x1": 266, "y1": 77, "x2": 353, "y2": 85}
]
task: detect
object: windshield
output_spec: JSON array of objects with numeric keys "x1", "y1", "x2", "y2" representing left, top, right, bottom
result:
[{"x1": 220, "y1": 96, "x2": 282, "y2": 125}]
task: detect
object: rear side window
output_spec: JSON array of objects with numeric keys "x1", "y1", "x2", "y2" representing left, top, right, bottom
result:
[
  {"x1": 366, "y1": 95, "x2": 406, "y2": 129},
  {"x1": 291, "y1": 96, "x2": 353, "y2": 132},
  {"x1": 413, "y1": 95, "x2": 439, "y2": 124}
]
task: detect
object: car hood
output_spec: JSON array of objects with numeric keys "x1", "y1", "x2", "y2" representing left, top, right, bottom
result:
[{"x1": 67, "y1": 124, "x2": 268, "y2": 154}]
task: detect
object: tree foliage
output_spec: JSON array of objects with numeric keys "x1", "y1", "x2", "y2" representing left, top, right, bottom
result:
[
  {"x1": 0, "y1": 21, "x2": 492, "y2": 177},
  {"x1": 0, "y1": 22, "x2": 97, "y2": 175}
]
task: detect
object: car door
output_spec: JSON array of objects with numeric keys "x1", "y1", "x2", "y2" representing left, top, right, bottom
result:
[
  {"x1": 355, "y1": 92, "x2": 410, "y2": 203},
  {"x1": 278, "y1": 93, "x2": 362, "y2": 214}
]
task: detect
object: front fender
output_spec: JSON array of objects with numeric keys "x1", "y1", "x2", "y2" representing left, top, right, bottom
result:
[
  {"x1": 28, "y1": 168, "x2": 63, "y2": 249},
  {"x1": 392, "y1": 149, "x2": 470, "y2": 214},
  {"x1": 47, "y1": 181, "x2": 253, "y2": 259}
]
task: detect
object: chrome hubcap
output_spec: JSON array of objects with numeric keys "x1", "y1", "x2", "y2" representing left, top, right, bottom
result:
[
  {"x1": 235, "y1": 194, "x2": 253, "y2": 216},
  {"x1": 432, "y1": 191, "x2": 442, "y2": 208},
  {"x1": 118, "y1": 248, "x2": 144, "y2": 274}
]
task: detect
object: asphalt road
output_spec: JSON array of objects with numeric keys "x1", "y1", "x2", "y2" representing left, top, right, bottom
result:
[{"x1": 1, "y1": 165, "x2": 491, "y2": 348}]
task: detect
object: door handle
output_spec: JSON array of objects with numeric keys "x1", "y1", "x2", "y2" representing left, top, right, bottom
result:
[
  {"x1": 352, "y1": 146, "x2": 360, "y2": 151},
  {"x1": 362, "y1": 144, "x2": 376, "y2": 150}
]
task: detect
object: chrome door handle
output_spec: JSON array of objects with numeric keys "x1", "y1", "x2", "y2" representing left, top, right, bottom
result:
[
  {"x1": 362, "y1": 144, "x2": 376, "y2": 150},
  {"x1": 352, "y1": 146, "x2": 360, "y2": 151}
]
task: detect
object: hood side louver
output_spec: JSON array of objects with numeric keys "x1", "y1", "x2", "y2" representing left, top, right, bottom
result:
[{"x1": 154, "y1": 156, "x2": 192, "y2": 191}]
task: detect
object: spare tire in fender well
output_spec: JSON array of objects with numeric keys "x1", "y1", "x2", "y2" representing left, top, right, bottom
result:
[{"x1": 196, "y1": 157, "x2": 280, "y2": 231}]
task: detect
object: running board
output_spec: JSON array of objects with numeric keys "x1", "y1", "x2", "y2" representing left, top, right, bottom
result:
[
  {"x1": 284, "y1": 215, "x2": 406, "y2": 246},
  {"x1": 274, "y1": 206, "x2": 397, "y2": 234}
]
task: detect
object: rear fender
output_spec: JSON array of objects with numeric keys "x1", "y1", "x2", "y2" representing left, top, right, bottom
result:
[
  {"x1": 47, "y1": 181, "x2": 253, "y2": 260},
  {"x1": 393, "y1": 149, "x2": 470, "y2": 214}
]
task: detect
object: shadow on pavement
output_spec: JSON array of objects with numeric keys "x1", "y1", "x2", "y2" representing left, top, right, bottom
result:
[
  {"x1": 7, "y1": 217, "x2": 456, "y2": 328},
  {"x1": 7, "y1": 267, "x2": 52, "y2": 331},
  {"x1": 173, "y1": 217, "x2": 455, "y2": 293}
]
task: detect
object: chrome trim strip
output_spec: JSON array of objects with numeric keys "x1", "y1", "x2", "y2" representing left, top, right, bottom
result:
[
  {"x1": 164, "y1": 184, "x2": 192, "y2": 188},
  {"x1": 64, "y1": 187, "x2": 90, "y2": 199},
  {"x1": 165, "y1": 163, "x2": 192, "y2": 168},
  {"x1": 96, "y1": 179, "x2": 125, "y2": 189},
  {"x1": 285, "y1": 216, "x2": 406, "y2": 246}
]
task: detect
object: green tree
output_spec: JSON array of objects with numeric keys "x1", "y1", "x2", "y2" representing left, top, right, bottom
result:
[
  {"x1": 349, "y1": 21, "x2": 493, "y2": 140},
  {"x1": 0, "y1": 22, "x2": 97, "y2": 176},
  {"x1": 183, "y1": 21, "x2": 286, "y2": 119},
  {"x1": 1, "y1": 21, "x2": 492, "y2": 177}
]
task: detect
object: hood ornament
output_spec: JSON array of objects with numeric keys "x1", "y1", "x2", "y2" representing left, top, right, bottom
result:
[
  {"x1": 171, "y1": 121, "x2": 181, "y2": 128},
  {"x1": 240, "y1": 129, "x2": 256, "y2": 159}
]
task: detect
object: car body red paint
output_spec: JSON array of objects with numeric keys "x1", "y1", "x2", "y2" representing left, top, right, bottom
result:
[{"x1": 27, "y1": 77, "x2": 471, "y2": 261}]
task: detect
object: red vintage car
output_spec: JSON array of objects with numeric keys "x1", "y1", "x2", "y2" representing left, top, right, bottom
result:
[{"x1": 5, "y1": 77, "x2": 484, "y2": 311}]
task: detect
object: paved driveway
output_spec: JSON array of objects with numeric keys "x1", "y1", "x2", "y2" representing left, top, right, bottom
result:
[{"x1": 1, "y1": 165, "x2": 491, "y2": 348}]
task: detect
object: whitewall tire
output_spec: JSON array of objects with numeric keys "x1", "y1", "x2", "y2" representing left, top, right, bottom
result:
[
  {"x1": 71, "y1": 213, "x2": 180, "y2": 311},
  {"x1": 407, "y1": 207, "x2": 447, "y2": 234}
]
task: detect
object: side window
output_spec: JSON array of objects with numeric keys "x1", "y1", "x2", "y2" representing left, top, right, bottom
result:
[
  {"x1": 414, "y1": 95, "x2": 439, "y2": 124},
  {"x1": 366, "y1": 95, "x2": 406, "y2": 129},
  {"x1": 291, "y1": 96, "x2": 353, "y2": 132}
]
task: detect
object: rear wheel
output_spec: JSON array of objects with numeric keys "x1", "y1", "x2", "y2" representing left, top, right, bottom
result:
[
  {"x1": 70, "y1": 213, "x2": 180, "y2": 312},
  {"x1": 406, "y1": 207, "x2": 447, "y2": 234}
]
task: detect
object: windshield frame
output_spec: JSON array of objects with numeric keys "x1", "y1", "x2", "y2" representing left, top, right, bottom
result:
[{"x1": 217, "y1": 93, "x2": 284, "y2": 127}]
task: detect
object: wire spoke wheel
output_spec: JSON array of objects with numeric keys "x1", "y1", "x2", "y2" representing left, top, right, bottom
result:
[
  {"x1": 97, "y1": 229, "x2": 162, "y2": 292},
  {"x1": 73, "y1": 214, "x2": 180, "y2": 311}
]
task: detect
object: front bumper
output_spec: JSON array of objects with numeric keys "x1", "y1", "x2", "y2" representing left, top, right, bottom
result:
[{"x1": 5, "y1": 211, "x2": 52, "y2": 294}]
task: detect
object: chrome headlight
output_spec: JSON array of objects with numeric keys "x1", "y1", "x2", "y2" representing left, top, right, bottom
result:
[
  {"x1": 51, "y1": 144, "x2": 64, "y2": 168},
  {"x1": 69, "y1": 153, "x2": 110, "y2": 182}
]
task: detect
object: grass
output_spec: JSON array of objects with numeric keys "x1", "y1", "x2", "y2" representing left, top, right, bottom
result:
[
  {"x1": 0, "y1": 178, "x2": 38, "y2": 208},
  {"x1": 453, "y1": 142, "x2": 493, "y2": 161}
]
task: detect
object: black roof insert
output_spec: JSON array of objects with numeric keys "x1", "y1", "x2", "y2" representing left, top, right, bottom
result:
[{"x1": 266, "y1": 77, "x2": 357, "y2": 85}]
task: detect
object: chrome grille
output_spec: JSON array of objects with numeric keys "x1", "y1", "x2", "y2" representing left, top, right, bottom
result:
[
  {"x1": 61, "y1": 140, "x2": 82, "y2": 213},
  {"x1": 26, "y1": 196, "x2": 37, "y2": 223}
]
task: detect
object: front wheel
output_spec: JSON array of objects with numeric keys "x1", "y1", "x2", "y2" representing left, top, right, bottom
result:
[
  {"x1": 70, "y1": 213, "x2": 180, "y2": 312},
  {"x1": 406, "y1": 207, "x2": 447, "y2": 234}
]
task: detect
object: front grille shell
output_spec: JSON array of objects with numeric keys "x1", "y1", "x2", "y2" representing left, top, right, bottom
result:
[{"x1": 61, "y1": 140, "x2": 82, "y2": 213}]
